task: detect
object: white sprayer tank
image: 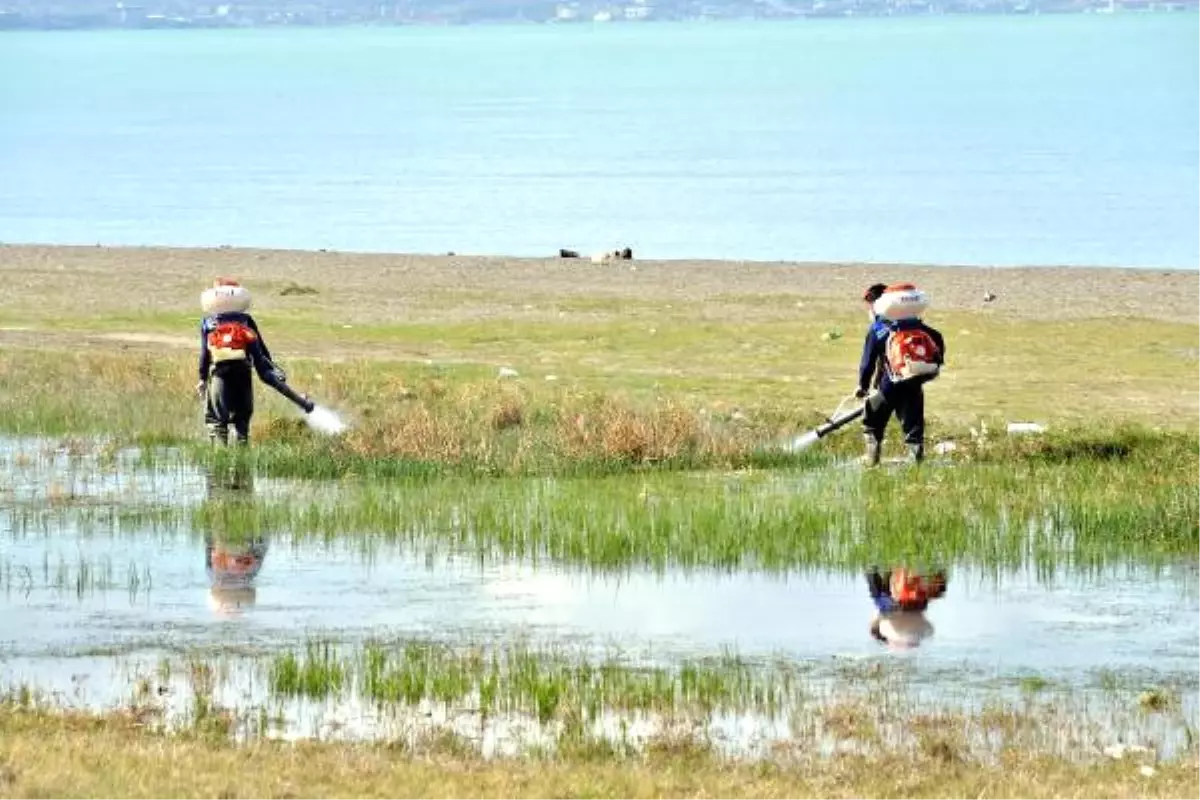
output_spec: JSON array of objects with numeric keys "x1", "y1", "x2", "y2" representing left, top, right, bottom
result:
[
  {"x1": 873, "y1": 285, "x2": 929, "y2": 322},
  {"x1": 201, "y1": 282, "x2": 252, "y2": 315}
]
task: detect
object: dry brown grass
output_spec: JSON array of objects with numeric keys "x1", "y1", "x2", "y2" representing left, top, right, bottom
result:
[
  {"x1": 303, "y1": 388, "x2": 755, "y2": 469},
  {"x1": 557, "y1": 397, "x2": 710, "y2": 463},
  {"x1": 490, "y1": 395, "x2": 525, "y2": 432}
]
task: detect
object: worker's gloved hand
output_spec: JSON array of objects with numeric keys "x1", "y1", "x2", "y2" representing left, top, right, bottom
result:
[
  {"x1": 194, "y1": 380, "x2": 206, "y2": 399},
  {"x1": 854, "y1": 387, "x2": 868, "y2": 400}
]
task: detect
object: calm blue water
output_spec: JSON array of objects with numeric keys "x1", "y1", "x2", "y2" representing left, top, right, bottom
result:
[{"x1": 1, "y1": 16, "x2": 1197, "y2": 267}]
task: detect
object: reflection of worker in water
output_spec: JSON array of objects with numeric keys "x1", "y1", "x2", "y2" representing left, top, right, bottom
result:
[
  {"x1": 866, "y1": 566, "x2": 946, "y2": 648},
  {"x1": 197, "y1": 277, "x2": 313, "y2": 446},
  {"x1": 204, "y1": 466, "x2": 269, "y2": 616}
]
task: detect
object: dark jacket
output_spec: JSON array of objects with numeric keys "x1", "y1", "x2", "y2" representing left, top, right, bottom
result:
[
  {"x1": 866, "y1": 569, "x2": 932, "y2": 614},
  {"x1": 859, "y1": 317, "x2": 891, "y2": 391},
  {"x1": 198, "y1": 312, "x2": 276, "y2": 382},
  {"x1": 858, "y1": 317, "x2": 945, "y2": 395}
]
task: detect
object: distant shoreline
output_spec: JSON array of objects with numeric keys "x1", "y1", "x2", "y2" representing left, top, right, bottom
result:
[
  {"x1": 1, "y1": 5, "x2": 1196, "y2": 34},
  {"x1": 2, "y1": 239, "x2": 1190, "y2": 273},
  {"x1": 1, "y1": 240, "x2": 1194, "y2": 274},
  {"x1": 3, "y1": 242, "x2": 1196, "y2": 324}
]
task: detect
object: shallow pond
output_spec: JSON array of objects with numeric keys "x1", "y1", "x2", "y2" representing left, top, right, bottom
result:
[{"x1": 1, "y1": 436, "x2": 1196, "y2": 753}]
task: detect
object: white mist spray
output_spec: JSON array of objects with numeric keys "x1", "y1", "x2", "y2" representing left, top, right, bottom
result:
[
  {"x1": 304, "y1": 405, "x2": 348, "y2": 436},
  {"x1": 787, "y1": 430, "x2": 821, "y2": 452}
]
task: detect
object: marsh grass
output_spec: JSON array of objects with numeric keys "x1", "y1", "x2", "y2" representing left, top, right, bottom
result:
[
  {"x1": 190, "y1": 442, "x2": 1196, "y2": 573},
  {"x1": 3, "y1": 425, "x2": 1194, "y2": 574},
  {"x1": 1, "y1": 701, "x2": 1196, "y2": 799},
  {"x1": 7, "y1": 642, "x2": 1194, "y2": 772},
  {"x1": 171, "y1": 640, "x2": 1198, "y2": 768},
  {"x1": 268, "y1": 640, "x2": 798, "y2": 723},
  {"x1": 207, "y1": 408, "x2": 1197, "y2": 483},
  {"x1": 0, "y1": 348, "x2": 846, "y2": 470}
]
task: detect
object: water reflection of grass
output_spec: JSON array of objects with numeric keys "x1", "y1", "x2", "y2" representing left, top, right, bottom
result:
[
  {"x1": 3, "y1": 429, "x2": 1194, "y2": 574},
  {"x1": 0, "y1": 554, "x2": 152, "y2": 600}
]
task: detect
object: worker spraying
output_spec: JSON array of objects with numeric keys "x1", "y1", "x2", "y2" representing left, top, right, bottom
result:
[
  {"x1": 856, "y1": 282, "x2": 946, "y2": 465},
  {"x1": 787, "y1": 282, "x2": 945, "y2": 458},
  {"x1": 196, "y1": 277, "x2": 315, "y2": 445}
]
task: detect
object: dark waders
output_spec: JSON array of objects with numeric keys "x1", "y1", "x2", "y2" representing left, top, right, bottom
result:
[
  {"x1": 205, "y1": 362, "x2": 254, "y2": 445},
  {"x1": 862, "y1": 380, "x2": 927, "y2": 465}
]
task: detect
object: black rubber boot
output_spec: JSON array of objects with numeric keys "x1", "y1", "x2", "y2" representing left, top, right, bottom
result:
[{"x1": 863, "y1": 436, "x2": 882, "y2": 467}]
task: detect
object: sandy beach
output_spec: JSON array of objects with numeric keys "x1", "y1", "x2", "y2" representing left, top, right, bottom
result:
[{"x1": 0, "y1": 245, "x2": 1196, "y2": 328}]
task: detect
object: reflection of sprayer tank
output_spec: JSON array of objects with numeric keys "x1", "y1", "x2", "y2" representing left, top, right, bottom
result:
[
  {"x1": 205, "y1": 535, "x2": 269, "y2": 614},
  {"x1": 203, "y1": 465, "x2": 269, "y2": 616},
  {"x1": 866, "y1": 567, "x2": 947, "y2": 649}
]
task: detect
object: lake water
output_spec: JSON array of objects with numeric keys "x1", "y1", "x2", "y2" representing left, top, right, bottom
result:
[{"x1": 1, "y1": 15, "x2": 1197, "y2": 267}]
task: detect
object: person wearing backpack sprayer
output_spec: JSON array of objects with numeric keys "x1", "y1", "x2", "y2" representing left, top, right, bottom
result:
[
  {"x1": 855, "y1": 283, "x2": 945, "y2": 465},
  {"x1": 196, "y1": 278, "x2": 314, "y2": 445}
]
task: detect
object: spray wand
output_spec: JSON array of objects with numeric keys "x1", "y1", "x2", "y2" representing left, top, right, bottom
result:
[
  {"x1": 788, "y1": 390, "x2": 883, "y2": 452},
  {"x1": 260, "y1": 368, "x2": 347, "y2": 435},
  {"x1": 263, "y1": 373, "x2": 315, "y2": 414}
]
